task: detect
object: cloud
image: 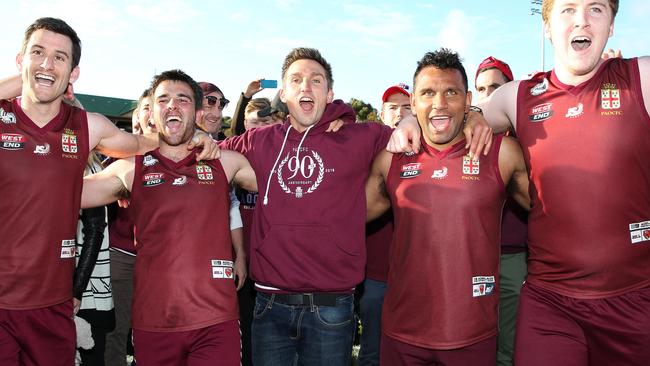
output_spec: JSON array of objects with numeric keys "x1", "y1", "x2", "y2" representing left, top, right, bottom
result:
[
  {"x1": 322, "y1": 3, "x2": 413, "y2": 50},
  {"x1": 126, "y1": 0, "x2": 202, "y2": 33},
  {"x1": 436, "y1": 9, "x2": 477, "y2": 55}
]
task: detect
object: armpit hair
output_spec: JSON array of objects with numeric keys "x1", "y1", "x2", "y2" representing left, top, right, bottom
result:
[{"x1": 116, "y1": 185, "x2": 131, "y2": 200}]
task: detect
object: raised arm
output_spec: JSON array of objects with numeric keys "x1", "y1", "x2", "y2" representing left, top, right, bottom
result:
[
  {"x1": 87, "y1": 113, "x2": 219, "y2": 161},
  {"x1": 230, "y1": 79, "x2": 262, "y2": 136},
  {"x1": 0, "y1": 74, "x2": 22, "y2": 100},
  {"x1": 499, "y1": 136, "x2": 530, "y2": 211},
  {"x1": 366, "y1": 149, "x2": 393, "y2": 222},
  {"x1": 81, "y1": 157, "x2": 135, "y2": 209},
  {"x1": 478, "y1": 80, "x2": 520, "y2": 133}
]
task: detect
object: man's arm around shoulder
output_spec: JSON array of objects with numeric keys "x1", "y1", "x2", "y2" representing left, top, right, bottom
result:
[
  {"x1": 221, "y1": 150, "x2": 257, "y2": 192},
  {"x1": 498, "y1": 136, "x2": 530, "y2": 211},
  {"x1": 81, "y1": 157, "x2": 135, "y2": 209},
  {"x1": 366, "y1": 149, "x2": 392, "y2": 222}
]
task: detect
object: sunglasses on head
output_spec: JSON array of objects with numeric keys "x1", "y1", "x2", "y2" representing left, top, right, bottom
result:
[{"x1": 205, "y1": 95, "x2": 229, "y2": 109}]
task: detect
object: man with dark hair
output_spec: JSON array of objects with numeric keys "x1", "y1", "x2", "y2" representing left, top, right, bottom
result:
[
  {"x1": 0, "y1": 18, "x2": 217, "y2": 366},
  {"x1": 197, "y1": 81, "x2": 229, "y2": 140},
  {"x1": 475, "y1": 56, "x2": 514, "y2": 101},
  {"x1": 366, "y1": 48, "x2": 529, "y2": 366},
  {"x1": 82, "y1": 69, "x2": 257, "y2": 366},
  {"x1": 219, "y1": 47, "x2": 395, "y2": 365}
]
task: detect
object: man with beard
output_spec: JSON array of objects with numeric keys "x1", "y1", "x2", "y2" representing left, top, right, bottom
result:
[
  {"x1": 0, "y1": 18, "x2": 217, "y2": 366},
  {"x1": 81, "y1": 69, "x2": 256, "y2": 365},
  {"x1": 366, "y1": 48, "x2": 529, "y2": 366}
]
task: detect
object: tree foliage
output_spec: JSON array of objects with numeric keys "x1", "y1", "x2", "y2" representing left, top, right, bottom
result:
[{"x1": 349, "y1": 98, "x2": 378, "y2": 122}]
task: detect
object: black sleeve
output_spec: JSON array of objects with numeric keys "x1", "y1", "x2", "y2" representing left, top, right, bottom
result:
[
  {"x1": 230, "y1": 92, "x2": 251, "y2": 136},
  {"x1": 73, "y1": 206, "x2": 107, "y2": 300}
]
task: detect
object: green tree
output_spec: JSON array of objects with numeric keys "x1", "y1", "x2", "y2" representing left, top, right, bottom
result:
[{"x1": 349, "y1": 98, "x2": 378, "y2": 122}]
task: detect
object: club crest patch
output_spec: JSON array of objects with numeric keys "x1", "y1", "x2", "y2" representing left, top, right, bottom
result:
[
  {"x1": 61, "y1": 131, "x2": 78, "y2": 154},
  {"x1": 462, "y1": 155, "x2": 479, "y2": 175},
  {"x1": 601, "y1": 83, "x2": 621, "y2": 110},
  {"x1": 196, "y1": 163, "x2": 214, "y2": 181}
]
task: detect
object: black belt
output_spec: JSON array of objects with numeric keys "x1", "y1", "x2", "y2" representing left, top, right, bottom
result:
[{"x1": 269, "y1": 292, "x2": 348, "y2": 306}]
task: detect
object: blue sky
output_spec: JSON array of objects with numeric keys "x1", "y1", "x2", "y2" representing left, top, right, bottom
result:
[{"x1": 2, "y1": 0, "x2": 649, "y2": 116}]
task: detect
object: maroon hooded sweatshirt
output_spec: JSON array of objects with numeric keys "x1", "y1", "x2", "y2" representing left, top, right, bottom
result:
[{"x1": 220, "y1": 100, "x2": 391, "y2": 293}]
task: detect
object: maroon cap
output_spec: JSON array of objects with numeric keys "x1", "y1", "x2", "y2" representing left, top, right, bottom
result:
[
  {"x1": 382, "y1": 83, "x2": 410, "y2": 103},
  {"x1": 475, "y1": 56, "x2": 514, "y2": 83},
  {"x1": 198, "y1": 82, "x2": 223, "y2": 96}
]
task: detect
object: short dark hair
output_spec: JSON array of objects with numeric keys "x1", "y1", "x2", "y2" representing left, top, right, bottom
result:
[
  {"x1": 137, "y1": 88, "x2": 151, "y2": 108},
  {"x1": 149, "y1": 69, "x2": 203, "y2": 110},
  {"x1": 22, "y1": 17, "x2": 82, "y2": 68},
  {"x1": 281, "y1": 47, "x2": 333, "y2": 90},
  {"x1": 413, "y1": 48, "x2": 468, "y2": 92}
]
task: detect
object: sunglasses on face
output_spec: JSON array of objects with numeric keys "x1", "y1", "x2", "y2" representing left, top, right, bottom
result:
[{"x1": 205, "y1": 95, "x2": 230, "y2": 110}]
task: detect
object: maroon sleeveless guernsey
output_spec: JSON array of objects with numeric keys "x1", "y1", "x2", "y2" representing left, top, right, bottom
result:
[
  {"x1": 130, "y1": 149, "x2": 238, "y2": 331},
  {"x1": 516, "y1": 58, "x2": 650, "y2": 298},
  {"x1": 0, "y1": 98, "x2": 88, "y2": 309},
  {"x1": 382, "y1": 135, "x2": 506, "y2": 349}
]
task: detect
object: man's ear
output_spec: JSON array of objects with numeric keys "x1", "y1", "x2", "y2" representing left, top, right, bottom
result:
[
  {"x1": 69, "y1": 66, "x2": 80, "y2": 84},
  {"x1": 195, "y1": 109, "x2": 204, "y2": 126},
  {"x1": 465, "y1": 91, "x2": 472, "y2": 113},
  {"x1": 16, "y1": 53, "x2": 23, "y2": 72},
  {"x1": 280, "y1": 87, "x2": 286, "y2": 103},
  {"x1": 410, "y1": 93, "x2": 416, "y2": 114},
  {"x1": 326, "y1": 89, "x2": 334, "y2": 103}
]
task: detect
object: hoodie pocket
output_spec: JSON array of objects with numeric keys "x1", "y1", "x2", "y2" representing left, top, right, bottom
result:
[{"x1": 255, "y1": 223, "x2": 360, "y2": 290}]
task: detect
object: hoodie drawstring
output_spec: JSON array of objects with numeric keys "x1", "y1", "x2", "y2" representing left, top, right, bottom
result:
[{"x1": 263, "y1": 124, "x2": 314, "y2": 205}]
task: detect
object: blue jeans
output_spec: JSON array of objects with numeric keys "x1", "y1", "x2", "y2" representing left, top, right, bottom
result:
[
  {"x1": 251, "y1": 292, "x2": 355, "y2": 366},
  {"x1": 358, "y1": 279, "x2": 387, "y2": 366}
]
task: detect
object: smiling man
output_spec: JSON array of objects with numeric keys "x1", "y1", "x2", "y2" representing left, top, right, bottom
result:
[
  {"x1": 473, "y1": 0, "x2": 650, "y2": 364},
  {"x1": 365, "y1": 49, "x2": 529, "y2": 366},
  {"x1": 0, "y1": 18, "x2": 217, "y2": 366},
  {"x1": 197, "y1": 81, "x2": 229, "y2": 139},
  {"x1": 218, "y1": 47, "x2": 395, "y2": 365},
  {"x1": 81, "y1": 69, "x2": 256, "y2": 366}
]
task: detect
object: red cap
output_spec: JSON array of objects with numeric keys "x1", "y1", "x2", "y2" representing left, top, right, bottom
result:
[
  {"x1": 382, "y1": 83, "x2": 410, "y2": 103},
  {"x1": 475, "y1": 56, "x2": 514, "y2": 83}
]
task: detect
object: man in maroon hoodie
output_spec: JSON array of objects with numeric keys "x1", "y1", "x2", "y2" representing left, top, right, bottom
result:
[{"x1": 219, "y1": 47, "x2": 394, "y2": 365}]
